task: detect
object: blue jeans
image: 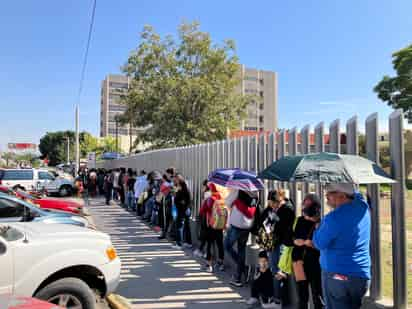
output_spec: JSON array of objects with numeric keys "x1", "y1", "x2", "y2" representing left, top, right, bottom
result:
[
  {"x1": 322, "y1": 271, "x2": 369, "y2": 309},
  {"x1": 268, "y1": 245, "x2": 282, "y2": 300},
  {"x1": 175, "y1": 218, "x2": 185, "y2": 246},
  {"x1": 126, "y1": 191, "x2": 135, "y2": 210},
  {"x1": 224, "y1": 225, "x2": 250, "y2": 281},
  {"x1": 144, "y1": 197, "x2": 155, "y2": 219}
]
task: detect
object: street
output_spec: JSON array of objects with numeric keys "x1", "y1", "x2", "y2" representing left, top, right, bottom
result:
[{"x1": 86, "y1": 197, "x2": 250, "y2": 309}]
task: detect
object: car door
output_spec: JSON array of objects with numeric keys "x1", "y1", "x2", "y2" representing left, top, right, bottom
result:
[
  {"x1": 0, "y1": 198, "x2": 27, "y2": 223},
  {"x1": 0, "y1": 230, "x2": 14, "y2": 294},
  {"x1": 37, "y1": 171, "x2": 55, "y2": 189}
]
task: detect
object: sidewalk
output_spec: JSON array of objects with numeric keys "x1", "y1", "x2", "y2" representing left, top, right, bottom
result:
[{"x1": 86, "y1": 197, "x2": 251, "y2": 309}]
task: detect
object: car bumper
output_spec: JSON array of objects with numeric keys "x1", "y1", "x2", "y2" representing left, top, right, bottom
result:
[
  {"x1": 101, "y1": 257, "x2": 121, "y2": 296},
  {"x1": 45, "y1": 187, "x2": 59, "y2": 193}
]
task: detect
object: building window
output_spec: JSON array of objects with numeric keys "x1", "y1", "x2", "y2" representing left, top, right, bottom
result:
[
  {"x1": 245, "y1": 76, "x2": 258, "y2": 82},
  {"x1": 259, "y1": 91, "x2": 264, "y2": 97},
  {"x1": 259, "y1": 103, "x2": 264, "y2": 110},
  {"x1": 109, "y1": 82, "x2": 128, "y2": 89},
  {"x1": 245, "y1": 89, "x2": 258, "y2": 94},
  {"x1": 259, "y1": 79, "x2": 264, "y2": 86},
  {"x1": 259, "y1": 116, "x2": 264, "y2": 123},
  {"x1": 244, "y1": 126, "x2": 258, "y2": 131},
  {"x1": 108, "y1": 104, "x2": 127, "y2": 112}
]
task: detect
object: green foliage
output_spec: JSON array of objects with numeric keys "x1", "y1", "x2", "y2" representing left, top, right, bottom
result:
[
  {"x1": 99, "y1": 136, "x2": 117, "y2": 153},
  {"x1": 374, "y1": 43, "x2": 412, "y2": 123},
  {"x1": 122, "y1": 21, "x2": 249, "y2": 148},
  {"x1": 1, "y1": 152, "x2": 15, "y2": 167},
  {"x1": 39, "y1": 131, "x2": 102, "y2": 166}
]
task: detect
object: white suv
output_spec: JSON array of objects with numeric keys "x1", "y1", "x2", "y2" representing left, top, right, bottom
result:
[
  {"x1": 0, "y1": 222, "x2": 121, "y2": 309},
  {"x1": 0, "y1": 169, "x2": 74, "y2": 196}
]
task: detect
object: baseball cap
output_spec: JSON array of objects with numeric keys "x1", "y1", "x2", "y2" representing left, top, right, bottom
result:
[{"x1": 326, "y1": 183, "x2": 355, "y2": 196}]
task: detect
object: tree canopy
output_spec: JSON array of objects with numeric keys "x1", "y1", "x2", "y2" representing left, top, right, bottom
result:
[
  {"x1": 374, "y1": 43, "x2": 412, "y2": 123},
  {"x1": 39, "y1": 131, "x2": 115, "y2": 166},
  {"x1": 122, "y1": 21, "x2": 250, "y2": 148}
]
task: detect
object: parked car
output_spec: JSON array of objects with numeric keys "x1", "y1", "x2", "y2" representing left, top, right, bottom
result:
[
  {"x1": 1, "y1": 295, "x2": 63, "y2": 309},
  {"x1": 0, "y1": 222, "x2": 121, "y2": 309},
  {"x1": 0, "y1": 186, "x2": 83, "y2": 215},
  {"x1": 0, "y1": 169, "x2": 74, "y2": 197},
  {"x1": 0, "y1": 193, "x2": 90, "y2": 228}
]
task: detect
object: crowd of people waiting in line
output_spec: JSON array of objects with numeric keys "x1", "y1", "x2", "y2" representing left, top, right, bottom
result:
[{"x1": 78, "y1": 167, "x2": 371, "y2": 309}]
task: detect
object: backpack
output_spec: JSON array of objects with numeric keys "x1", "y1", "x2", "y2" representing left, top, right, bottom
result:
[{"x1": 207, "y1": 199, "x2": 228, "y2": 230}]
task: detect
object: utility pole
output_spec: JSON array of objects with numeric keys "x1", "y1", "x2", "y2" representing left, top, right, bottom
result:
[
  {"x1": 115, "y1": 118, "x2": 119, "y2": 153},
  {"x1": 66, "y1": 136, "x2": 70, "y2": 164},
  {"x1": 75, "y1": 105, "x2": 80, "y2": 175}
]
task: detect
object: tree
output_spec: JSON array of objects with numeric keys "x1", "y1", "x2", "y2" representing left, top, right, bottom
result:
[
  {"x1": 80, "y1": 132, "x2": 99, "y2": 158},
  {"x1": 1, "y1": 152, "x2": 15, "y2": 167},
  {"x1": 374, "y1": 43, "x2": 412, "y2": 123},
  {"x1": 39, "y1": 131, "x2": 100, "y2": 166},
  {"x1": 98, "y1": 136, "x2": 117, "y2": 153},
  {"x1": 122, "y1": 21, "x2": 250, "y2": 148}
]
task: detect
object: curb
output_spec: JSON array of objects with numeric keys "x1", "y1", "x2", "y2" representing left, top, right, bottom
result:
[{"x1": 106, "y1": 294, "x2": 133, "y2": 309}]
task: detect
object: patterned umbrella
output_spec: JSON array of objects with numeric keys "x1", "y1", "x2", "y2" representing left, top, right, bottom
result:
[
  {"x1": 258, "y1": 152, "x2": 395, "y2": 184},
  {"x1": 208, "y1": 168, "x2": 264, "y2": 191}
]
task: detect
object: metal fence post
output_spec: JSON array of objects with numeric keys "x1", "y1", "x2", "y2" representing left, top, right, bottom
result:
[
  {"x1": 315, "y1": 122, "x2": 325, "y2": 212},
  {"x1": 301, "y1": 125, "x2": 310, "y2": 198},
  {"x1": 236, "y1": 138, "x2": 242, "y2": 170},
  {"x1": 278, "y1": 130, "x2": 286, "y2": 189},
  {"x1": 288, "y1": 127, "x2": 298, "y2": 208},
  {"x1": 245, "y1": 136, "x2": 250, "y2": 170},
  {"x1": 267, "y1": 132, "x2": 276, "y2": 190},
  {"x1": 232, "y1": 139, "x2": 237, "y2": 168},
  {"x1": 250, "y1": 135, "x2": 258, "y2": 173},
  {"x1": 329, "y1": 119, "x2": 341, "y2": 154},
  {"x1": 346, "y1": 116, "x2": 359, "y2": 155},
  {"x1": 365, "y1": 113, "x2": 382, "y2": 301},
  {"x1": 389, "y1": 110, "x2": 407, "y2": 309}
]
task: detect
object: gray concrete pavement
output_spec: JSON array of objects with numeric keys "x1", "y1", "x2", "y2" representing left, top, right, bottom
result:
[{"x1": 86, "y1": 197, "x2": 252, "y2": 309}]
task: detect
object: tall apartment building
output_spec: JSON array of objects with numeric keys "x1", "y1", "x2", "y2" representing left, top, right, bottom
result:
[
  {"x1": 239, "y1": 66, "x2": 278, "y2": 132},
  {"x1": 100, "y1": 67, "x2": 278, "y2": 150},
  {"x1": 100, "y1": 75, "x2": 141, "y2": 152}
]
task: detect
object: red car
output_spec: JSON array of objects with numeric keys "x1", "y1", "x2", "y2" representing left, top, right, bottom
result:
[
  {"x1": 0, "y1": 185, "x2": 83, "y2": 214},
  {"x1": 4, "y1": 296, "x2": 62, "y2": 309}
]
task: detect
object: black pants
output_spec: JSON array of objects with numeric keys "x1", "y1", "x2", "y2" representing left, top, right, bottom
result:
[
  {"x1": 119, "y1": 187, "x2": 125, "y2": 204},
  {"x1": 296, "y1": 254, "x2": 324, "y2": 309},
  {"x1": 206, "y1": 228, "x2": 224, "y2": 261},
  {"x1": 184, "y1": 216, "x2": 192, "y2": 245},
  {"x1": 105, "y1": 184, "x2": 112, "y2": 205},
  {"x1": 251, "y1": 270, "x2": 274, "y2": 302}
]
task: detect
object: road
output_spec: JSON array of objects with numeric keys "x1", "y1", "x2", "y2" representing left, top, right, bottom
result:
[{"x1": 86, "y1": 197, "x2": 250, "y2": 309}]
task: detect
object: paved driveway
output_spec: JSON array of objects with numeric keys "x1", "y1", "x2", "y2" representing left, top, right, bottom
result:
[{"x1": 86, "y1": 198, "x2": 250, "y2": 309}]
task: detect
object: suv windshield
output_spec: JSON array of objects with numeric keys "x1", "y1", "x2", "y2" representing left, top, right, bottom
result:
[{"x1": 0, "y1": 225, "x2": 24, "y2": 241}]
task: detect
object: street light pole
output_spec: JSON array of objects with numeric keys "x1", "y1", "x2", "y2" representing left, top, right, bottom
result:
[
  {"x1": 66, "y1": 136, "x2": 70, "y2": 164},
  {"x1": 115, "y1": 118, "x2": 119, "y2": 153},
  {"x1": 75, "y1": 105, "x2": 80, "y2": 175}
]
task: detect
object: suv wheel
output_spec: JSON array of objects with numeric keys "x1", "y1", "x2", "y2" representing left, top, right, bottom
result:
[
  {"x1": 35, "y1": 277, "x2": 96, "y2": 309},
  {"x1": 59, "y1": 185, "x2": 72, "y2": 197}
]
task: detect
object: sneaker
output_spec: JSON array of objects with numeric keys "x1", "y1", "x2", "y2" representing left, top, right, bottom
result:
[
  {"x1": 217, "y1": 262, "x2": 225, "y2": 272},
  {"x1": 157, "y1": 235, "x2": 166, "y2": 240},
  {"x1": 229, "y1": 279, "x2": 243, "y2": 287},
  {"x1": 193, "y1": 249, "x2": 202, "y2": 257},
  {"x1": 202, "y1": 252, "x2": 207, "y2": 259},
  {"x1": 246, "y1": 298, "x2": 259, "y2": 306},
  {"x1": 261, "y1": 299, "x2": 281, "y2": 309},
  {"x1": 183, "y1": 243, "x2": 193, "y2": 249},
  {"x1": 172, "y1": 244, "x2": 183, "y2": 250}
]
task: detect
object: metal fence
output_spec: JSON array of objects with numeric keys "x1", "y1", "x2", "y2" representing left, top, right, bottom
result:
[{"x1": 98, "y1": 110, "x2": 408, "y2": 309}]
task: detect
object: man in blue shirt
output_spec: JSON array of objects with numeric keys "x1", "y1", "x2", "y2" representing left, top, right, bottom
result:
[{"x1": 313, "y1": 183, "x2": 370, "y2": 309}]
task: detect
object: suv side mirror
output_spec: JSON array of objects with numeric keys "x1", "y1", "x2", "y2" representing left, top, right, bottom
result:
[{"x1": 0, "y1": 241, "x2": 6, "y2": 255}]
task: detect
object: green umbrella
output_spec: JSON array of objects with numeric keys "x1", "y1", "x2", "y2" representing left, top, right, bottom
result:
[{"x1": 258, "y1": 152, "x2": 395, "y2": 184}]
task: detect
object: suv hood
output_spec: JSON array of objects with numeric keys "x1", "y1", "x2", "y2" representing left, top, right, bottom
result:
[{"x1": 10, "y1": 222, "x2": 110, "y2": 242}]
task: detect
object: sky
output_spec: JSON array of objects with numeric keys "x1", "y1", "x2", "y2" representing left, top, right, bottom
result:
[{"x1": 0, "y1": 0, "x2": 411, "y2": 151}]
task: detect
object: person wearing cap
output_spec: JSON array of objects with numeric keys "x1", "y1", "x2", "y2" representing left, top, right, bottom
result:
[{"x1": 313, "y1": 183, "x2": 370, "y2": 309}]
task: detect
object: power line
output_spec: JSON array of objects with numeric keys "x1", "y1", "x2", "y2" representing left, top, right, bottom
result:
[{"x1": 77, "y1": 0, "x2": 97, "y2": 103}]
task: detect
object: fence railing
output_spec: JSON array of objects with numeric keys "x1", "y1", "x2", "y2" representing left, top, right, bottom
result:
[{"x1": 97, "y1": 110, "x2": 408, "y2": 309}]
